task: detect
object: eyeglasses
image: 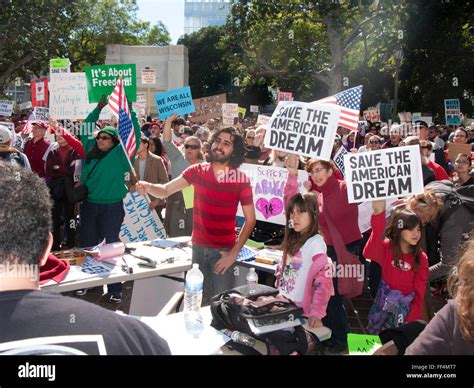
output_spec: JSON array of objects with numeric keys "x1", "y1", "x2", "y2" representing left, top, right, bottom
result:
[
  {"x1": 184, "y1": 144, "x2": 200, "y2": 150},
  {"x1": 311, "y1": 168, "x2": 326, "y2": 174},
  {"x1": 96, "y1": 136, "x2": 112, "y2": 141},
  {"x1": 455, "y1": 160, "x2": 470, "y2": 165}
]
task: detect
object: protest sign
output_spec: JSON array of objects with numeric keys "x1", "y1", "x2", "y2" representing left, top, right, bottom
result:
[
  {"x1": 33, "y1": 107, "x2": 49, "y2": 123},
  {"x1": 120, "y1": 192, "x2": 167, "y2": 243},
  {"x1": 50, "y1": 58, "x2": 70, "y2": 76},
  {"x1": 344, "y1": 145, "x2": 424, "y2": 203},
  {"x1": 332, "y1": 146, "x2": 348, "y2": 178},
  {"x1": 256, "y1": 114, "x2": 271, "y2": 127},
  {"x1": 448, "y1": 142, "x2": 472, "y2": 161},
  {"x1": 222, "y1": 103, "x2": 239, "y2": 126},
  {"x1": 277, "y1": 91, "x2": 293, "y2": 103},
  {"x1": 50, "y1": 72, "x2": 114, "y2": 120},
  {"x1": 238, "y1": 107, "x2": 247, "y2": 119},
  {"x1": 0, "y1": 121, "x2": 14, "y2": 131},
  {"x1": 263, "y1": 101, "x2": 341, "y2": 160},
  {"x1": 31, "y1": 78, "x2": 49, "y2": 107},
  {"x1": 358, "y1": 198, "x2": 397, "y2": 233},
  {"x1": 155, "y1": 86, "x2": 195, "y2": 120},
  {"x1": 134, "y1": 92, "x2": 147, "y2": 117},
  {"x1": 85, "y1": 64, "x2": 136, "y2": 102},
  {"x1": 250, "y1": 105, "x2": 259, "y2": 113},
  {"x1": 182, "y1": 186, "x2": 195, "y2": 209},
  {"x1": 444, "y1": 99, "x2": 461, "y2": 125},
  {"x1": 363, "y1": 108, "x2": 380, "y2": 122},
  {"x1": 191, "y1": 93, "x2": 226, "y2": 122},
  {"x1": 347, "y1": 334, "x2": 382, "y2": 355},
  {"x1": 19, "y1": 101, "x2": 32, "y2": 111},
  {"x1": 236, "y1": 163, "x2": 308, "y2": 225},
  {"x1": 141, "y1": 68, "x2": 156, "y2": 85},
  {"x1": 398, "y1": 112, "x2": 412, "y2": 122},
  {"x1": 0, "y1": 100, "x2": 14, "y2": 116}
]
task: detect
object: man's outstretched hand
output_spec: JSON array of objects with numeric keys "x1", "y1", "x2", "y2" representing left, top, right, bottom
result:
[{"x1": 97, "y1": 95, "x2": 108, "y2": 111}]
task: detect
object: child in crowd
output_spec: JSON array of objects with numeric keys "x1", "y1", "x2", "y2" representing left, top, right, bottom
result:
[
  {"x1": 364, "y1": 200, "x2": 429, "y2": 334},
  {"x1": 273, "y1": 159, "x2": 334, "y2": 329}
]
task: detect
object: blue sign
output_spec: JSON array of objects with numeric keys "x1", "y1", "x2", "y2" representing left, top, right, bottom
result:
[
  {"x1": 444, "y1": 99, "x2": 461, "y2": 125},
  {"x1": 155, "y1": 86, "x2": 195, "y2": 120}
]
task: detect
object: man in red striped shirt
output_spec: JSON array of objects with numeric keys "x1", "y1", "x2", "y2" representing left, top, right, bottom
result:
[{"x1": 136, "y1": 126, "x2": 256, "y2": 302}]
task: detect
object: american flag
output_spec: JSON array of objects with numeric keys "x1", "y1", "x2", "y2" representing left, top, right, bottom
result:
[
  {"x1": 313, "y1": 85, "x2": 363, "y2": 132},
  {"x1": 109, "y1": 77, "x2": 136, "y2": 160}
]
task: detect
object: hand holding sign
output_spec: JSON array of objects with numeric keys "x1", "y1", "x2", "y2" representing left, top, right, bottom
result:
[
  {"x1": 135, "y1": 181, "x2": 149, "y2": 195},
  {"x1": 285, "y1": 154, "x2": 299, "y2": 176},
  {"x1": 163, "y1": 113, "x2": 176, "y2": 142},
  {"x1": 372, "y1": 199, "x2": 386, "y2": 215}
]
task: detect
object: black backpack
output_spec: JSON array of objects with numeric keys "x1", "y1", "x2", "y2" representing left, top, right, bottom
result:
[{"x1": 210, "y1": 284, "x2": 323, "y2": 355}]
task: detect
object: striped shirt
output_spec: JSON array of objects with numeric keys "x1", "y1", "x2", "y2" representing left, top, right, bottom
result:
[
  {"x1": 182, "y1": 163, "x2": 253, "y2": 248},
  {"x1": 163, "y1": 140, "x2": 190, "y2": 179}
]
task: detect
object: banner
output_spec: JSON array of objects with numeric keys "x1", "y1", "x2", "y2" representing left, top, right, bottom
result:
[
  {"x1": 31, "y1": 78, "x2": 49, "y2": 107},
  {"x1": 191, "y1": 93, "x2": 226, "y2": 122},
  {"x1": 85, "y1": 64, "x2": 137, "y2": 102},
  {"x1": 444, "y1": 99, "x2": 461, "y2": 125},
  {"x1": 120, "y1": 192, "x2": 167, "y2": 243},
  {"x1": 49, "y1": 73, "x2": 114, "y2": 120},
  {"x1": 50, "y1": 57, "x2": 70, "y2": 76},
  {"x1": 263, "y1": 101, "x2": 341, "y2": 160},
  {"x1": 344, "y1": 145, "x2": 424, "y2": 203},
  {"x1": 0, "y1": 100, "x2": 14, "y2": 116},
  {"x1": 141, "y1": 68, "x2": 156, "y2": 85},
  {"x1": 155, "y1": 86, "x2": 195, "y2": 120},
  {"x1": 222, "y1": 103, "x2": 238, "y2": 126},
  {"x1": 236, "y1": 163, "x2": 308, "y2": 225},
  {"x1": 332, "y1": 145, "x2": 348, "y2": 178},
  {"x1": 33, "y1": 107, "x2": 49, "y2": 123}
]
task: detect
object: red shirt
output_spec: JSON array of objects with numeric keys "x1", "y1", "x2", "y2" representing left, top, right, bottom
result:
[
  {"x1": 182, "y1": 163, "x2": 253, "y2": 248},
  {"x1": 363, "y1": 212, "x2": 429, "y2": 322},
  {"x1": 427, "y1": 161, "x2": 449, "y2": 181},
  {"x1": 23, "y1": 137, "x2": 50, "y2": 177}
]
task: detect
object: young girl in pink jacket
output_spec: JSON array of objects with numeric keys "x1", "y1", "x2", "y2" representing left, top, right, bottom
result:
[{"x1": 274, "y1": 156, "x2": 334, "y2": 328}]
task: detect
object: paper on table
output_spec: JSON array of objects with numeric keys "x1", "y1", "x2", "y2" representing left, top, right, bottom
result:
[
  {"x1": 182, "y1": 185, "x2": 194, "y2": 209},
  {"x1": 347, "y1": 333, "x2": 382, "y2": 355}
]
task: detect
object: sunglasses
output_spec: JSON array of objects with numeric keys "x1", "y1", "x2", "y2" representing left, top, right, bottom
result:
[
  {"x1": 184, "y1": 144, "x2": 200, "y2": 150},
  {"x1": 369, "y1": 140, "x2": 380, "y2": 144},
  {"x1": 455, "y1": 160, "x2": 470, "y2": 165},
  {"x1": 96, "y1": 135, "x2": 112, "y2": 141}
]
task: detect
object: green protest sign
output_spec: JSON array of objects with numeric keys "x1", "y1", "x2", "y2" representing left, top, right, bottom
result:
[
  {"x1": 347, "y1": 333, "x2": 382, "y2": 355},
  {"x1": 85, "y1": 64, "x2": 136, "y2": 103},
  {"x1": 50, "y1": 58, "x2": 69, "y2": 69}
]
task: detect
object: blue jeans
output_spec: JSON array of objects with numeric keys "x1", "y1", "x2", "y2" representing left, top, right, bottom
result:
[
  {"x1": 80, "y1": 200, "x2": 125, "y2": 295},
  {"x1": 322, "y1": 240, "x2": 362, "y2": 346},
  {"x1": 192, "y1": 244, "x2": 236, "y2": 305}
]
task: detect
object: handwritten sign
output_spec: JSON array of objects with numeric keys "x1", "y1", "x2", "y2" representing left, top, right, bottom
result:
[
  {"x1": 141, "y1": 68, "x2": 156, "y2": 85},
  {"x1": 264, "y1": 101, "x2": 341, "y2": 160},
  {"x1": 33, "y1": 107, "x2": 49, "y2": 123},
  {"x1": 120, "y1": 192, "x2": 167, "y2": 243},
  {"x1": 444, "y1": 99, "x2": 461, "y2": 126},
  {"x1": 155, "y1": 86, "x2": 195, "y2": 120},
  {"x1": 191, "y1": 93, "x2": 226, "y2": 122},
  {"x1": 237, "y1": 163, "x2": 308, "y2": 225},
  {"x1": 344, "y1": 146, "x2": 424, "y2": 203},
  {"x1": 347, "y1": 333, "x2": 382, "y2": 355},
  {"x1": 222, "y1": 103, "x2": 239, "y2": 126}
]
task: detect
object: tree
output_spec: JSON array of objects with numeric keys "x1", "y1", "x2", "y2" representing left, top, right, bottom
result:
[{"x1": 141, "y1": 21, "x2": 171, "y2": 46}]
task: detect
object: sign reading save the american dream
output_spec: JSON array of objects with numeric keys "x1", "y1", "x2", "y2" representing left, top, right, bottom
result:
[
  {"x1": 236, "y1": 163, "x2": 307, "y2": 225},
  {"x1": 263, "y1": 101, "x2": 340, "y2": 161}
]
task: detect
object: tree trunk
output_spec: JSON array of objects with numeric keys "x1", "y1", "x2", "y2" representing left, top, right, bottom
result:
[
  {"x1": 325, "y1": 16, "x2": 343, "y2": 95},
  {"x1": 0, "y1": 50, "x2": 40, "y2": 91}
]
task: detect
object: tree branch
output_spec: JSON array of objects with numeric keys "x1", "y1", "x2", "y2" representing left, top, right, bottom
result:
[{"x1": 0, "y1": 50, "x2": 41, "y2": 90}]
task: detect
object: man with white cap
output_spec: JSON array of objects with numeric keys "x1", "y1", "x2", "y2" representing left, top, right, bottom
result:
[
  {"x1": 0, "y1": 125, "x2": 30, "y2": 170},
  {"x1": 382, "y1": 124, "x2": 402, "y2": 149}
]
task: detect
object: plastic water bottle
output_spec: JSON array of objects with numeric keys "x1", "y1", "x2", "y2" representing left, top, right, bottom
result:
[
  {"x1": 246, "y1": 267, "x2": 258, "y2": 285},
  {"x1": 222, "y1": 329, "x2": 257, "y2": 347},
  {"x1": 184, "y1": 264, "x2": 204, "y2": 338}
]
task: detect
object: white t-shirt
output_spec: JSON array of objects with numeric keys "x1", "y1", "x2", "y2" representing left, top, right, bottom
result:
[{"x1": 279, "y1": 234, "x2": 326, "y2": 303}]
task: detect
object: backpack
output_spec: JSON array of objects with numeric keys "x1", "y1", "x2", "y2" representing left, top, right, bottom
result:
[{"x1": 210, "y1": 284, "x2": 323, "y2": 355}]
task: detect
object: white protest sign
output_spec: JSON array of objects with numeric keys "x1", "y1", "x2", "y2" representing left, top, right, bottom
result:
[
  {"x1": 33, "y1": 107, "x2": 49, "y2": 123},
  {"x1": 344, "y1": 145, "x2": 424, "y2": 203},
  {"x1": 0, "y1": 121, "x2": 14, "y2": 131},
  {"x1": 49, "y1": 58, "x2": 70, "y2": 77},
  {"x1": 141, "y1": 68, "x2": 156, "y2": 85},
  {"x1": 222, "y1": 103, "x2": 238, "y2": 126},
  {"x1": 0, "y1": 100, "x2": 14, "y2": 116},
  {"x1": 264, "y1": 101, "x2": 340, "y2": 161},
  {"x1": 256, "y1": 114, "x2": 271, "y2": 127},
  {"x1": 250, "y1": 105, "x2": 259, "y2": 113},
  {"x1": 49, "y1": 72, "x2": 113, "y2": 120},
  {"x1": 120, "y1": 192, "x2": 167, "y2": 243},
  {"x1": 236, "y1": 163, "x2": 308, "y2": 225},
  {"x1": 134, "y1": 93, "x2": 147, "y2": 117},
  {"x1": 357, "y1": 198, "x2": 397, "y2": 233},
  {"x1": 332, "y1": 146, "x2": 348, "y2": 178},
  {"x1": 19, "y1": 101, "x2": 32, "y2": 111}
]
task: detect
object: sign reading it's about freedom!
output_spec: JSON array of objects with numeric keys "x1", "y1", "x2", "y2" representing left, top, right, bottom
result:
[
  {"x1": 344, "y1": 145, "x2": 424, "y2": 203},
  {"x1": 263, "y1": 101, "x2": 341, "y2": 161},
  {"x1": 85, "y1": 64, "x2": 137, "y2": 103}
]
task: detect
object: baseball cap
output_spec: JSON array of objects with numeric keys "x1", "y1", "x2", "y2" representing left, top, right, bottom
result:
[
  {"x1": 0, "y1": 125, "x2": 12, "y2": 144},
  {"x1": 31, "y1": 120, "x2": 48, "y2": 130}
]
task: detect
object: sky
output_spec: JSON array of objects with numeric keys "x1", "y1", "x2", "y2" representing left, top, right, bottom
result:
[{"x1": 136, "y1": 0, "x2": 185, "y2": 44}]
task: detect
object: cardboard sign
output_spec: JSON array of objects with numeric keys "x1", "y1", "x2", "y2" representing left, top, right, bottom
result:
[
  {"x1": 191, "y1": 93, "x2": 226, "y2": 122},
  {"x1": 31, "y1": 78, "x2": 49, "y2": 107},
  {"x1": 141, "y1": 68, "x2": 156, "y2": 85},
  {"x1": 263, "y1": 101, "x2": 341, "y2": 161},
  {"x1": 155, "y1": 86, "x2": 195, "y2": 120},
  {"x1": 444, "y1": 99, "x2": 461, "y2": 125},
  {"x1": 236, "y1": 163, "x2": 308, "y2": 225},
  {"x1": 50, "y1": 58, "x2": 70, "y2": 76},
  {"x1": 277, "y1": 91, "x2": 293, "y2": 103},
  {"x1": 0, "y1": 100, "x2": 14, "y2": 116},
  {"x1": 344, "y1": 145, "x2": 424, "y2": 203},
  {"x1": 347, "y1": 333, "x2": 382, "y2": 355},
  {"x1": 250, "y1": 105, "x2": 259, "y2": 113},
  {"x1": 120, "y1": 192, "x2": 167, "y2": 243},
  {"x1": 332, "y1": 146, "x2": 348, "y2": 178},
  {"x1": 448, "y1": 142, "x2": 472, "y2": 161},
  {"x1": 85, "y1": 64, "x2": 137, "y2": 102},
  {"x1": 33, "y1": 107, "x2": 49, "y2": 123},
  {"x1": 49, "y1": 73, "x2": 114, "y2": 120},
  {"x1": 222, "y1": 103, "x2": 239, "y2": 126}
]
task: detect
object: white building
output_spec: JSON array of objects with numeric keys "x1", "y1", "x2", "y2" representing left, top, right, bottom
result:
[{"x1": 184, "y1": 0, "x2": 232, "y2": 35}]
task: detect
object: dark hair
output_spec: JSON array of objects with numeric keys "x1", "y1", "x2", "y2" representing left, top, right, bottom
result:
[
  {"x1": 140, "y1": 135, "x2": 149, "y2": 146},
  {"x1": 0, "y1": 162, "x2": 52, "y2": 265},
  {"x1": 208, "y1": 127, "x2": 246, "y2": 168},
  {"x1": 282, "y1": 192, "x2": 320, "y2": 257},
  {"x1": 150, "y1": 137, "x2": 164, "y2": 157},
  {"x1": 386, "y1": 209, "x2": 423, "y2": 269},
  {"x1": 306, "y1": 158, "x2": 336, "y2": 174},
  {"x1": 171, "y1": 117, "x2": 186, "y2": 127}
]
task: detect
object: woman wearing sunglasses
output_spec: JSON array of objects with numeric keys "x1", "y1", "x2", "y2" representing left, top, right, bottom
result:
[{"x1": 162, "y1": 113, "x2": 203, "y2": 236}]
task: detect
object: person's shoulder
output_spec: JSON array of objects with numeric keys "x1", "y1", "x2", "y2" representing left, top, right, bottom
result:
[{"x1": 305, "y1": 234, "x2": 327, "y2": 252}]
